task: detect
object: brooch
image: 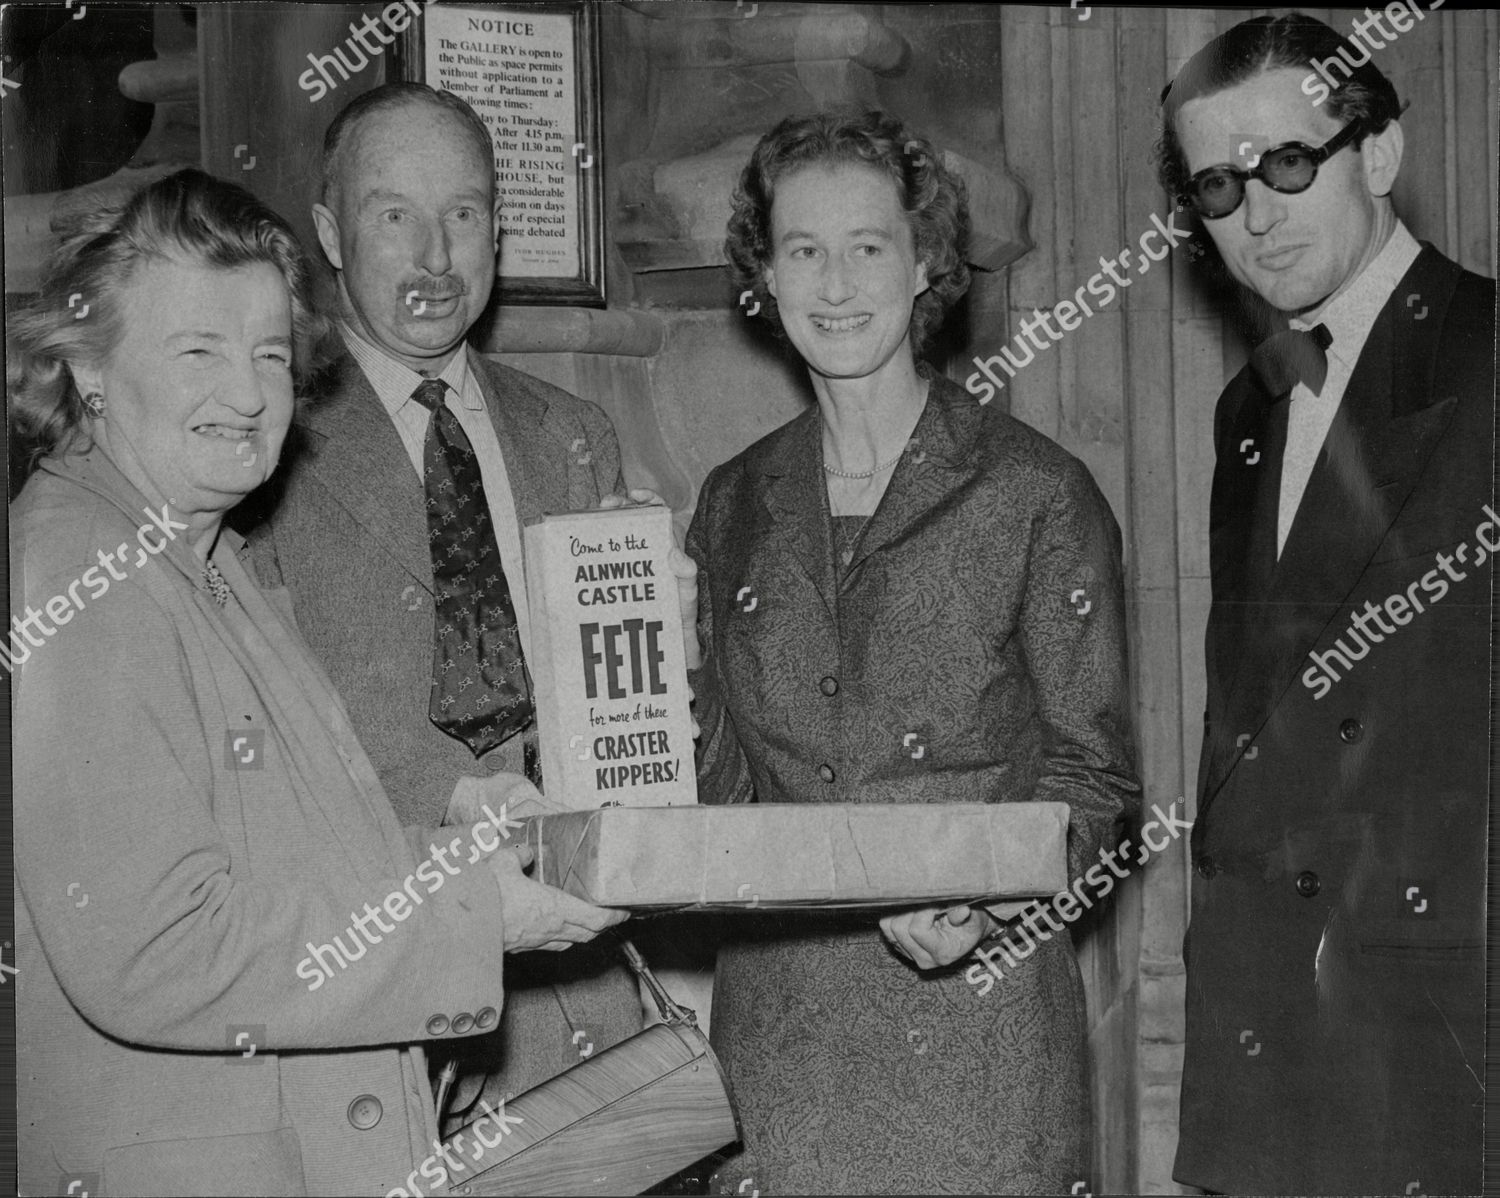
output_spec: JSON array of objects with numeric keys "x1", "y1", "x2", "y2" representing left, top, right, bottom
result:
[{"x1": 201, "y1": 561, "x2": 232, "y2": 608}]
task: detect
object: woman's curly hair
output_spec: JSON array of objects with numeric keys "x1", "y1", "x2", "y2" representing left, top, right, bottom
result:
[
  {"x1": 7, "y1": 167, "x2": 325, "y2": 468},
  {"x1": 725, "y1": 109, "x2": 970, "y2": 357}
]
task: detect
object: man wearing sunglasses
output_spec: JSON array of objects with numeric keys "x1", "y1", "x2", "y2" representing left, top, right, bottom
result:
[{"x1": 1157, "y1": 13, "x2": 1493, "y2": 1197}]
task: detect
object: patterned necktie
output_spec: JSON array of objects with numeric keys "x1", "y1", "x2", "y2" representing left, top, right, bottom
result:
[
  {"x1": 1250, "y1": 323, "x2": 1333, "y2": 398},
  {"x1": 411, "y1": 378, "x2": 535, "y2": 757}
]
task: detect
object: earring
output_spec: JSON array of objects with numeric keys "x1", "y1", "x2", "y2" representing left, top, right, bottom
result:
[{"x1": 83, "y1": 392, "x2": 105, "y2": 417}]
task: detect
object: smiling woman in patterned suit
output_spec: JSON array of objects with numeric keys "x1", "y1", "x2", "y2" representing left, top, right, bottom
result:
[{"x1": 687, "y1": 110, "x2": 1141, "y2": 1195}]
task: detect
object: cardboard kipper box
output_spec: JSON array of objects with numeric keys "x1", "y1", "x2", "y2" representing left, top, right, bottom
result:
[{"x1": 524, "y1": 505, "x2": 697, "y2": 808}]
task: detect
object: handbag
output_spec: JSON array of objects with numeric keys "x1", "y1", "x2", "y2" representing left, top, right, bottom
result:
[{"x1": 441, "y1": 938, "x2": 741, "y2": 1197}]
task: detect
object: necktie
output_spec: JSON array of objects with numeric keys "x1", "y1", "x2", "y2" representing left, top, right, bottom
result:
[
  {"x1": 411, "y1": 378, "x2": 535, "y2": 757},
  {"x1": 1249, "y1": 323, "x2": 1332, "y2": 398}
]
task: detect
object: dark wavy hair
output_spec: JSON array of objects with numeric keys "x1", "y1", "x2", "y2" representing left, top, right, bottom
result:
[
  {"x1": 725, "y1": 109, "x2": 970, "y2": 356},
  {"x1": 1154, "y1": 12, "x2": 1405, "y2": 202},
  {"x1": 7, "y1": 168, "x2": 324, "y2": 465}
]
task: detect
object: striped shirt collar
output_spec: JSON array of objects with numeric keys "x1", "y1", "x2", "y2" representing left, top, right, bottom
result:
[{"x1": 337, "y1": 321, "x2": 482, "y2": 415}]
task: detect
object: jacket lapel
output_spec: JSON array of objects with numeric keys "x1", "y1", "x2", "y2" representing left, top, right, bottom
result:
[
  {"x1": 1201, "y1": 247, "x2": 1464, "y2": 807},
  {"x1": 471, "y1": 350, "x2": 569, "y2": 524},
  {"x1": 41, "y1": 451, "x2": 392, "y2": 867},
  {"x1": 845, "y1": 374, "x2": 983, "y2": 578},
  {"x1": 1202, "y1": 374, "x2": 1287, "y2": 723},
  {"x1": 297, "y1": 354, "x2": 435, "y2": 591},
  {"x1": 750, "y1": 407, "x2": 839, "y2": 619}
]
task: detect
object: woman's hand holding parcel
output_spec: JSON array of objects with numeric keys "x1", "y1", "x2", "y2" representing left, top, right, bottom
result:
[{"x1": 879, "y1": 903, "x2": 998, "y2": 970}]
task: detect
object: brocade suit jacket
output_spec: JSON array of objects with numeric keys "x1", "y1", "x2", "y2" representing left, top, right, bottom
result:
[
  {"x1": 688, "y1": 367, "x2": 1138, "y2": 898},
  {"x1": 234, "y1": 346, "x2": 642, "y2": 1117},
  {"x1": 684, "y1": 368, "x2": 1139, "y2": 1191},
  {"x1": 1174, "y1": 246, "x2": 1495, "y2": 1196}
]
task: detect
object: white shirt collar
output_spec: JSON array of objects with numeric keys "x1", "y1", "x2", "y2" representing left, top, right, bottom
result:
[{"x1": 1289, "y1": 221, "x2": 1422, "y2": 371}]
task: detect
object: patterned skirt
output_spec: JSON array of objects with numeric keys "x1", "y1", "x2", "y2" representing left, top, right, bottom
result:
[{"x1": 707, "y1": 913, "x2": 1089, "y2": 1195}]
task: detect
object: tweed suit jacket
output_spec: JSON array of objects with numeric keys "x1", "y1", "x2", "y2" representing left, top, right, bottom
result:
[
  {"x1": 1175, "y1": 245, "x2": 1495, "y2": 1196},
  {"x1": 14, "y1": 451, "x2": 511, "y2": 1196},
  {"x1": 234, "y1": 344, "x2": 643, "y2": 1116}
]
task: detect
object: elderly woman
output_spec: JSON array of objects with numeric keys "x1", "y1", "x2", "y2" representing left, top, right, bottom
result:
[
  {"x1": 688, "y1": 110, "x2": 1141, "y2": 1193},
  {"x1": 8, "y1": 169, "x2": 625, "y2": 1197}
]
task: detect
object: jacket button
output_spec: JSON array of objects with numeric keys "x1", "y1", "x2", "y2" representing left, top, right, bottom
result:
[
  {"x1": 475, "y1": 1006, "x2": 498, "y2": 1031},
  {"x1": 425, "y1": 1014, "x2": 450, "y2": 1036},
  {"x1": 1338, "y1": 718, "x2": 1363, "y2": 744},
  {"x1": 819, "y1": 675, "x2": 839, "y2": 696},
  {"x1": 818, "y1": 764, "x2": 836, "y2": 783},
  {"x1": 451, "y1": 1012, "x2": 475, "y2": 1034},
  {"x1": 1295, "y1": 870, "x2": 1321, "y2": 897},
  {"x1": 348, "y1": 1094, "x2": 383, "y2": 1130},
  {"x1": 1195, "y1": 854, "x2": 1217, "y2": 879}
]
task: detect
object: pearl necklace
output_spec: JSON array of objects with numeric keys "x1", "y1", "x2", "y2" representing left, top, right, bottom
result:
[
  {"x1": 821, "y1": 448, "x2": 905, "y2": 480},
  {"x1": 820, "y1": 379, "x2": 930, "y2": 479}
]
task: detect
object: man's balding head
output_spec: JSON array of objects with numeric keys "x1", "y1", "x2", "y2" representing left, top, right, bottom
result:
[
  {"x1": 320, "y1": 83, "x2": 495, "y2": 212},
  {"x1": 312, "y1": 85, "x2": 500, "y2": 372}
]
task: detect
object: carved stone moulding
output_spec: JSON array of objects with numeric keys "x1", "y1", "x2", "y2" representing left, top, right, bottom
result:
[
  {"x1": 611, "y1": 2, "x2": 1028, "y2": 278},
  {"x1": 4, "y1": 7, "x2": 199, "y2": 295}
]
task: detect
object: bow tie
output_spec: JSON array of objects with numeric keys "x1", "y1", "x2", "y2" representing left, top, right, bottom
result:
[{"x1": 1250, "y1": 323, "x2": 1333, "y2": 398}]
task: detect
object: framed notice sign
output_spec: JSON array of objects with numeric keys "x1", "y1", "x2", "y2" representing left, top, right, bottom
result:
[{"x1": 403, "y1": 2, "x2": 604, "y2": 305}]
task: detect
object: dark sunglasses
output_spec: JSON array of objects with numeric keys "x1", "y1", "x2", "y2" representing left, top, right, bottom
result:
[{"x1": 1177, "y1": 116, "x2": 1364, "y2": 219}]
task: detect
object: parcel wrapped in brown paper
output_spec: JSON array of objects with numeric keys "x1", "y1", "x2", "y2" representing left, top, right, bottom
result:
[{"x1": 520, "y1": 801, "x2": 1069, "y2": 911}]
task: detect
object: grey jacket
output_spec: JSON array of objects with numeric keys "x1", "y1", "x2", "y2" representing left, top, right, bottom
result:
[{"x1": 233, "y1": 345, "x2": 644, "y2": 1122}]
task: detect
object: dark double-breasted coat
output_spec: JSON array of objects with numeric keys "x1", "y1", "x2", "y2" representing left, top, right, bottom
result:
[{"x1": 1174, "y1": 246, "x2": 1494, "y2": 1196}]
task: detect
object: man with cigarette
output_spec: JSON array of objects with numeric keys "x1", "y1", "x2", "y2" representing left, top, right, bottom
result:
[
  {"x1": 1157, "y1": 13, "x2": 1493, "y2": 1194},
  {"x1": 234, "y1": 82, "x2": 645, "y2": 1128}
]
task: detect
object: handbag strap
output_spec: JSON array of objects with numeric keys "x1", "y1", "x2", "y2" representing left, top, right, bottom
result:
[
  {"x1": 545, "y1": 935, "x2": 699, "y2": 1051},
  {"x1": 619, "y1": 937, "x2": 699, "y2": 1029}
]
